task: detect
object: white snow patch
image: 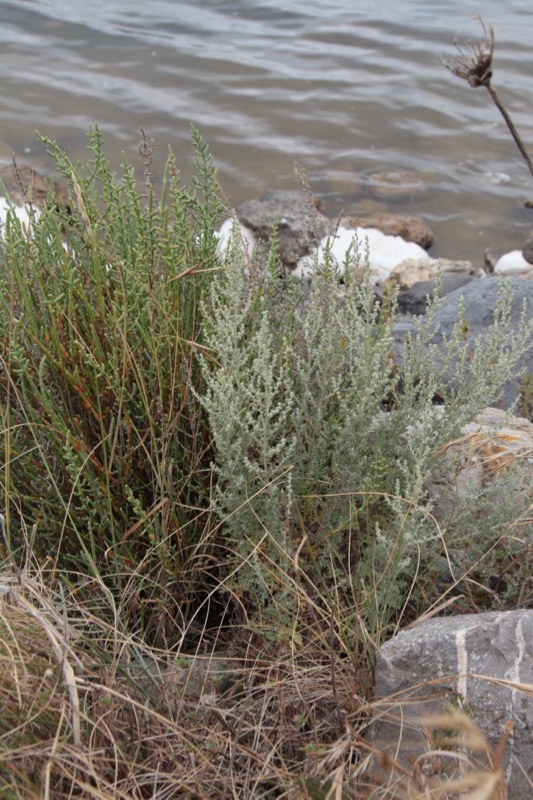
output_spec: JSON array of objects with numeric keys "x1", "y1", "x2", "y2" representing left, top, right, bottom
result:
[
  {"x1": 494, "y1": 250, "x2": 531, "y2": 273},
  {"x1": 294, "y1": 226, "x2": 428, "y2": 285},
  {"x1": 215, "y1": 218, "x2": 255, "y2": 259},
  {"x1": 0, "y1": 197, "x2": 40, "y2": 232}
]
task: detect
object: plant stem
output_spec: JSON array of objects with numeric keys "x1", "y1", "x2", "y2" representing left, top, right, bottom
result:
[{"x1": 486, "y1": 82, "x2": 533, "y2": 178}]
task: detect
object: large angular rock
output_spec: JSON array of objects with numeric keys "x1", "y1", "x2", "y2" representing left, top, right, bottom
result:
[
  {"x1": 370, "y1": 610, "x2": 533, "y2": 798},
  {"x1": 236, "y1": 190, "x2": 331, "y2": 268}
]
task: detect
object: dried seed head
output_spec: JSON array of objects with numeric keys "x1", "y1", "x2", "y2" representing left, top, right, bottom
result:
[{"x1": 444, "y1": 17, "x2": 494, "y2": 88}]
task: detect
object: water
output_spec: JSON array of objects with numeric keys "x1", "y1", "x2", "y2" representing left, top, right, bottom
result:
[{"x1": 1, "y1": 0, "x2": 533, "y2": 263}]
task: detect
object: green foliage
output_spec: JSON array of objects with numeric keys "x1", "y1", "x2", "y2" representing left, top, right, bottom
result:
[
  {"x1": 198, "y1": 231, "x2": 532, "y2": 637},
  {"x1": 0, "y1": 125, "x2": 531, "y2": 799},
  {"x1": 1, "y1": 126, "x2": 531, "y2": 648},
  {"x1": 0, "y1": 126, "x2": 223, "y2": 639}
]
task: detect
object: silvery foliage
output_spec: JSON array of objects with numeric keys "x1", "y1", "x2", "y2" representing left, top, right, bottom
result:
[
  {"x1": 196, "y1": 224, "x2": 297, "y2": 601},
  {"x1": 197, "y1": 223, "x2": 532, "y2": 624}
]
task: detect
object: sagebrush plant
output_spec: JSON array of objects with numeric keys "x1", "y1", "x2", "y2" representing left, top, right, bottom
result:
[
  {"x1": 0, "y1": 126, "x2": 224, "y2": 643},
  {"x1": 198, "y1": 222, "x2": 532, "y2": 637}
]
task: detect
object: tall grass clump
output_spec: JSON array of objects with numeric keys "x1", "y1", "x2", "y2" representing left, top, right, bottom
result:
[{"x1": 0, "y1": 126, "x2": 224, "y2": 643}]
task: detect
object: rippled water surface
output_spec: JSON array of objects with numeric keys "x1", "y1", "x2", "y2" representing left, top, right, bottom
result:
[{"x1": 1, "y1": 0, "x2": 533, "y2": 261}]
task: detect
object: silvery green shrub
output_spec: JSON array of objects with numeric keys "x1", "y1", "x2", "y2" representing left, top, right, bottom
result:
[{"x1": 198, "y1": 228, "x2": 532, "y2": 635}]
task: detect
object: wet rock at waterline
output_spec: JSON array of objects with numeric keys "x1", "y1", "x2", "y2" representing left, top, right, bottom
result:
[
  {"x1": 366, "y1": 170, "x2": 427, "y2": 199},
  {"x1": 369, "y1": 610, "x2": 533, "y2": 799}
]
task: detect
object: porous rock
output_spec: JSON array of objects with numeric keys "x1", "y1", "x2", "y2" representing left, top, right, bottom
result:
[
  {"x1": 0, "y1": 163, "x2": 69, "y2": 210},
  {"x1": 348, "y1": 213, "x2": 434, "y2": 249},
  {"x1": 236, "y1": 190, "x2": 331, "y2": 268},
  {"x1": 369, "y1": 610, "x2": 533, "y2": 798}
]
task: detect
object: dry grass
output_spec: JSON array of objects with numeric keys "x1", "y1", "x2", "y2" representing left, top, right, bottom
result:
[{"x1": 0, "y1": 550, "x2": 530, "y2": 799}]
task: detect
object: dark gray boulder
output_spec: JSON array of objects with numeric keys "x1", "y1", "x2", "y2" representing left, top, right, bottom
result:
[
  {"x1": 428, "y1": 277, "x2": 533, "y2": 410},
  {"x1": 521, "y1": 237, "x2": 533, "y2": 265},
  {"x1": 397, "y1": 273, "x2": 478, "y2": 316},
  {"x1": 394, "y1": 277, "x2": 533, "y2": 412}
]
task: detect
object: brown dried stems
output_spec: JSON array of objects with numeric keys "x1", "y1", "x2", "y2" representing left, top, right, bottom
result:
[{"x1": 444, "y1": 17, "x2": 533, "y2": 180}]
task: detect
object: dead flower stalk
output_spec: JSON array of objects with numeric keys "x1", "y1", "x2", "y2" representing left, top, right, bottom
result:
[{"x1": 444, "y1": 17, "x2": 533, "y2": 180}]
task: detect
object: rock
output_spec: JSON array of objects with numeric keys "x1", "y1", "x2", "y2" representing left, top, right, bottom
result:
[
  {"x1": 422, "y1": 277, "x2": 533, "y2": 410},
  {"x1": 0, "y1": 163, "x2": 71, "y2": 234},
  {"x1": 389, "y1": 259, "x2": 435, "y2": 290},
  {"x1": 235, "y1": 190, "x2": 331, "y2": 268},
  {"x1": 396, "y1": 272, "x2": 478, "y2": 316},
  {"x1": 215, "y1": 217, "x2": 255, "y2": 259},
  {"x1": 367, "y1": 170, "x2": 427, "y2": 199},
  {"x1": 389, "y1": 257, "x2": 481, "y2": 288},
  {"x1": 521, "y1": 237, "x2": 533, "y2": 265},
  {"x1": 388, "y1": 258, "x2": 482, "y2": 315},
  {"x1": 295, "y1": 226, "x2": 428, "y2": 285},
  {"x1": 0, "y1": 196, "x2": 38, "y2": 231},
  {"x1": 368, "y1": 610, "x2": 533, "y2": 799},
  {"x1": 429, "y1": 407, "x2": 533, "y2": 532},
  {"x1": 0, "y1": 163, "x2": 69, "y2": 210},
  {"x1": 347, "y1": 213, "x2": 434, "y2": 249}
]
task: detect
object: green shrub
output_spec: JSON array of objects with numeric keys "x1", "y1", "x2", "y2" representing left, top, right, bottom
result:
[
  {"x1": 1, "y1": 127, "x2": 531, "y2": 648},
  {"x1": 0, "y1": 127, "x2": 223, "y2": 642},
  {"x1": 198, "y1": 230, "x2": 532, "y2": 639}
]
